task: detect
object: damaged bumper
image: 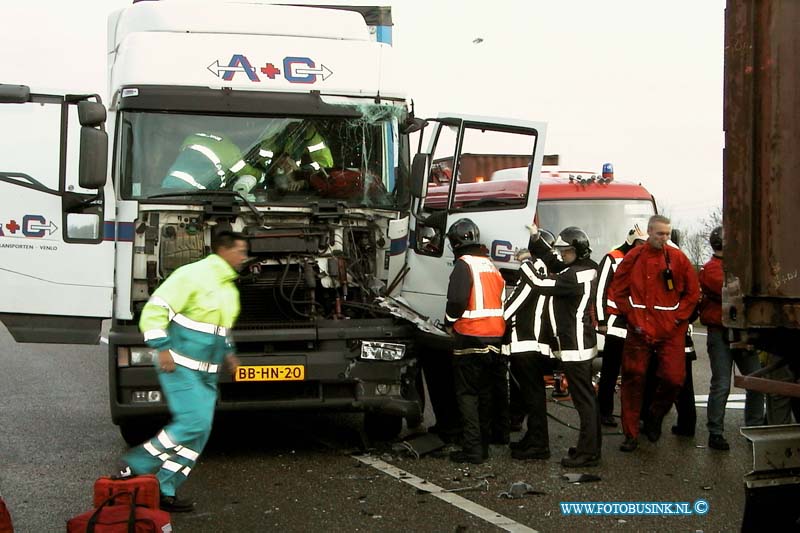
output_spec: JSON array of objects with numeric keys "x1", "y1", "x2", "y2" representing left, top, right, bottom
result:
[{"x1": 109, "y1": 320, "x2": 421, "y2": 424}]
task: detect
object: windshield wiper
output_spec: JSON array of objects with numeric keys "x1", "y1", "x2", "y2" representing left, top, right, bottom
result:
[{"x1": 147, "y1": 190, "x2": 263, "y2": 222}]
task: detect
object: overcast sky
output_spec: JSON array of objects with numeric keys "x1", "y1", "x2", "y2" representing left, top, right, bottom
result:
[{"x1": 1, "y1": 0, "x2": 725, "y2": 230}]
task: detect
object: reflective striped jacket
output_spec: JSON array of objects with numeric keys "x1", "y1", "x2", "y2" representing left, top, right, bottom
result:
[
  {"x1": 448, "y1": 254, "x2": 505, "y2": 338},
  {"x1": 528, "y1": 238, "x2": 599, "y2": 362},
  {"x1": 594, "y1": 245, "x2": 631, "y2": 339},
  {"x1": 503, "y1": 258, "x2": 553, "y2": 356},
  {"x1": 162, "y1": 133, "x2": 260, "y2": 191},
  {"x1": 139, "y1": 254, "x2": 240, "y2": 367}
]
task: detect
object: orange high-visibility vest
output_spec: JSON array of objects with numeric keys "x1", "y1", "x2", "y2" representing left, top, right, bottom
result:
[{"x1": 454, "y1": 255, "x2": 506, "y2": 337}]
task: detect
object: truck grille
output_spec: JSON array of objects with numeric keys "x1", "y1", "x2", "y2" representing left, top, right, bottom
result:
[{"x1": 238, "y1": 270, "x2": 314, "y2": 325}]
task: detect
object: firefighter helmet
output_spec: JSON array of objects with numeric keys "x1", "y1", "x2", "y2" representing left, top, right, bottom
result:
[
  {"x1": 540, "y1": 229, "x2": 556, "y2": 248},
  {"x1": 554, "y1": 226, "x2": 592, "y2": 259},
  {"x1": 709, "y1": 225, "x2": 723, "y2": 252},
  {"x1": 447, "y1": 218, "x2": 481, "y2": 251}
]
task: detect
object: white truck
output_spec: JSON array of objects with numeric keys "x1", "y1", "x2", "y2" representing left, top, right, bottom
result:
[{"x1": 0, "y1": 1, "x2": 545, "y2": 444}]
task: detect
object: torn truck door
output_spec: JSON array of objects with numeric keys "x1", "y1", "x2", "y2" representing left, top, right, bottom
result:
[
  {"x1": 402, "y1": 114, "x2": 546, "y2": 324},
  {"x1": 0, "y1": 86, "x2": 113, "y2": 343}
]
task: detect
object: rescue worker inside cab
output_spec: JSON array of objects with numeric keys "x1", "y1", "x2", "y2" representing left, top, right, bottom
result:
[
  {"x1": 609, "y1": 214, "x2": 700, "y2": 452},
  {"x1": 504, "y1": 229, "x2": 557, "y2": 460},
  {"x1": 444, "y1": 218, "x2": 506, "y2": 465},
  {"x1": 248, "y1": 120, "x2": 333, "y2": 193},
  {"x1": 524, "y1": 224, "x2": 602, "y2": 467},
  {"x1": 162, "y1": 132, "x2": 262, "y2": 193},
  {"x1": 162, "y1": 121, "x2": 333, "y2": 197}
]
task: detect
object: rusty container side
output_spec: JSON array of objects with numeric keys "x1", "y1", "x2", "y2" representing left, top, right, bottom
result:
[
  {"x1": 457, "y1": 154, "x2": 532, "y2": 183},
  {"x1": 724, "y1": 0, "x2": 800, "y2": 330}
]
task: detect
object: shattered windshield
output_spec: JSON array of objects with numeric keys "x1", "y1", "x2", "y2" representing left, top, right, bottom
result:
[{"x1": 117, "y1": 104, "x2": 406, "y2": 208}]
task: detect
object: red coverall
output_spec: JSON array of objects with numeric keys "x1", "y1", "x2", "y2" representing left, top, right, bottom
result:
[{"x1": 609, "y1": 243, "x2": 700, "y2": 439}]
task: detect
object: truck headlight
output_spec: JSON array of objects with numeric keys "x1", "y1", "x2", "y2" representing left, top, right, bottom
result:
[
  {"x1": 360, "y1": 341, "x2": 406, "y2": 361},
  {"x1": 130, "y1": 347, "x2": 158, "y2": 366}
]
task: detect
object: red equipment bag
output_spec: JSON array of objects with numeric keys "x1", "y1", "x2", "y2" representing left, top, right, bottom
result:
[
  {"x1": 0, "y1": 497, "x2": 13, "y2": 533},
  {"x1": 67, "y1": 490, "x2": 171, "y2": 533},
  {"x1": 93, "y1": 476, "x2": 160, "y2": 510}
]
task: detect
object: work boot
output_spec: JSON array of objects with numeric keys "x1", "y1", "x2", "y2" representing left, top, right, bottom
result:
[
  {"x1": 568, "y1": 446, "x2": 601, "y2": 460},
  {"x1": 560, "y1": 453, "x2": 600, "y2": 468},
  {"x1": 619, "y1": 436, "x2": 638, "y2": 452},
  {"x1": 509, "y1": 435, "x2": 533, "y2": 451},
  {"x1": 600, "y1": 415, "x2": 618, "y2": 427},
  {"x1": 510, "y1": 446, "x2": 551, "y2": 461},
  {"x1": 643, "y1": 415, "x2": 664, "y2": 443},
  {"x1": 671, "y1": 425, "x2": 695, "y2": 437},
  {"x1": 160, "y1": 495, "x2": 195, "y2": 513},
  {"x1": 450, "y1": 444, "x2": 486, "y2": 464},
  {"x1": 708, "y1": 434, "x2": 730, "y2": 451}
]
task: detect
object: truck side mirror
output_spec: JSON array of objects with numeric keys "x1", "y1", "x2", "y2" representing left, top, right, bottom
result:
[
  {"x1": 410, "y1": 153, "x2": 429, "y2": 199},
  {"x1": 78, "y1": 101, "x2": 106, "y2": 127},
  {"x1": 400, "y1": 116, "x2": 428, "y2": 135},
  {"x1": 77, "y1": 101, "x2": 109, "y2": 190},
  {"x1": 0, "y1": 84, "x2": 31, "y2": 103}
]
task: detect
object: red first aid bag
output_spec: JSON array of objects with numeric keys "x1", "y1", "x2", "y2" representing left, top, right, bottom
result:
[
  {"x1": 93, "y1": 476, "x2": 160, "y2": 510},
  {"x1": 0, "y1": 497, "x2": 13, "y2": 533},
  {"x1": 67, "y1": 490, "x2": 171, "y2": 533}
]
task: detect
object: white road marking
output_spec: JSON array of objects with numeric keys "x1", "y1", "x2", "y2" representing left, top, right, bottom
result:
[
  {"x1": 354, "y1": 455, "x2": 538, "y2": 533},
  {"x1": 100, "y1": 337, "x2": 108, "y2": 345},
  {"x1": 695, "y1": 394, "x2": 746, "y2": 402}
]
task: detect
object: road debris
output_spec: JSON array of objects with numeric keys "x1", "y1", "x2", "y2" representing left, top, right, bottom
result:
[
  {"x1": 561, "y1": 473, "x2": 601, "y2": 483},
  {"x1": 498, "y1": 481, "x2": 546, "y2": 499}
]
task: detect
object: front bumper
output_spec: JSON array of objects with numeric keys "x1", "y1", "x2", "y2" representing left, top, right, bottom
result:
[{"x1": 108, "y1": 321, "x2": 421, "y2": 424}]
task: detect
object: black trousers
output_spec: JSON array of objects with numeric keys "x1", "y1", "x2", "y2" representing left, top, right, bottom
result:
[
  {"x1": 510, "y1": 352, "x2": 550, "y2": 450},
  {"x1": 490, "y1": 353, "x2": 510, "y2": 441},
  {"x1": 452, "y1": 353, "x2": 493, "y2": 456},
  {"x1": 562, "y1": 359, "x2": 602, "y2": 456},
  {"x1": 419, "y1": 349, "x2": 462, "y2": 437},
  {"x1": 642, "y1": 356, "x2": 696, "y2": 431},
  {"x1": 598, "y1": 334, "x2": 625, "y2": 418}
]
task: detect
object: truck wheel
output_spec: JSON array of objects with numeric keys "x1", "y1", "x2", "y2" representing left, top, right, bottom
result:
[
  {"x1": 364, "y1": 412, "x2": 403, "y2": 441},
  {"x1": 119, "y1": 421, "x2": 160, "y2": 447}
]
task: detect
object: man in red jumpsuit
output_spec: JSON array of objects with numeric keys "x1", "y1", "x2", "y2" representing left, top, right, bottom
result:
[{"x1": 609, "y1": 215, "x2": 700, "y2": 452}]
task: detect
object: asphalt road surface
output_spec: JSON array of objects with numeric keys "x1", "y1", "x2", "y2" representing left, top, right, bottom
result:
[{"x1": 0, "y1": 324, "x2": 759, "y2": 532}]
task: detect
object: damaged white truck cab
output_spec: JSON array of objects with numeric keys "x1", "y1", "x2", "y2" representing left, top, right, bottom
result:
[{"x1": 0, "y1": 2, "x2": 545, "y2": 444}]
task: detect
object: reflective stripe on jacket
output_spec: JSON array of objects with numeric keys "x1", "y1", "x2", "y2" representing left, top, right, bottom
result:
[
  {"x1": 139, "y1": 254, "x2": 240, "y2": 366},
  {"x1": 610, "y1": 243, "x2": 700, "y2": 342},
  {"x1": 503, "y1": 258, "x2": 553, "y2": 356},
  {"x1": 453, "y1": 255, "x2": 506, "y2": 338},
  {"x1": 595, "y1": 247, "x2": 629, "y2": 338}
]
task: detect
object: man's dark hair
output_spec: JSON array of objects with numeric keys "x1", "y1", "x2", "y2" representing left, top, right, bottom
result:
[{"x1": 211, "y1": 230, "x2": 246, "y2": 253}]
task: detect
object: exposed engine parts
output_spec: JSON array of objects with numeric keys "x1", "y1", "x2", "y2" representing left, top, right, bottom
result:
[{"x1": 131, "y1": 211, "x2": 398, "y2": 325}]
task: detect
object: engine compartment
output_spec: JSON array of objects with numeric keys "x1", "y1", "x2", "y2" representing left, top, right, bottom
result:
[{"x1": 130, "y1": 209, "x2": 400, "y2": 327}]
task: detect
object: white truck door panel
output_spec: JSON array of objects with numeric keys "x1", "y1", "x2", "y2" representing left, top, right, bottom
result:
[
  {"x1": 0, "y1": 89, "x2": 113, "y2": 343},
  {"x1": 402, "y1": 115, "x2": 545, "y2": 324}
]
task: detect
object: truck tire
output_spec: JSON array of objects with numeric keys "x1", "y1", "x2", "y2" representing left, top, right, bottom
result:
[
  {"x1": 364, "y1": 412, "x2": 403, "y2": 442},
  {"x1": 119, "y1": 421, "x2": 160, "y2": 447}
]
